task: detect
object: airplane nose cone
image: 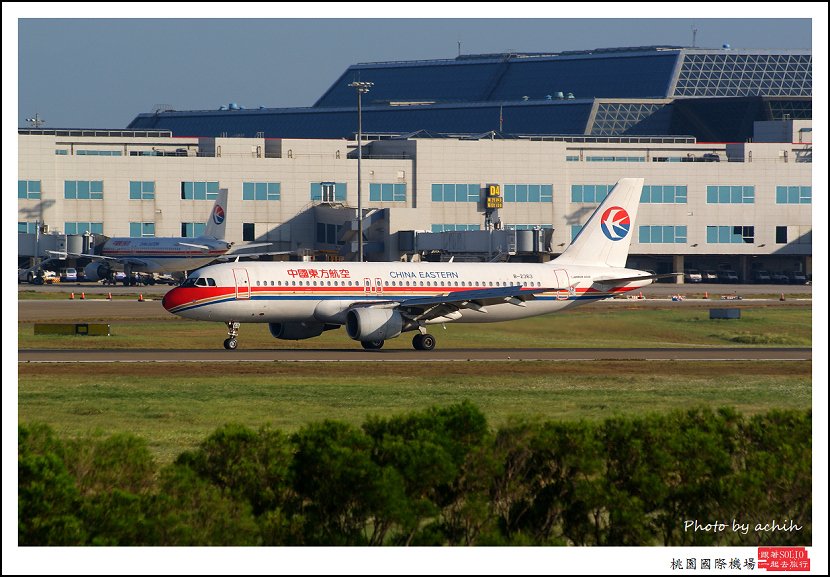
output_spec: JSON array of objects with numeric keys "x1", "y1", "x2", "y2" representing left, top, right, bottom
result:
[{"x1": 162, "y1": 287, "x2": 180, "y2": 312}]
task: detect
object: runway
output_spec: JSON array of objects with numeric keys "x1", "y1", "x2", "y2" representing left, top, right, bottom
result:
[{"x1": 19, "y1": 347, "x2": 812, "y2": 363}]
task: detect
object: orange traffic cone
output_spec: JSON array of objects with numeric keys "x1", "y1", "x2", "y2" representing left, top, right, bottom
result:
[
  {"x1": 779, "y1": 292, "x2": 785, "y2": 301},
  {"x1": 69, "y1": 292, "x2": 75, "y2": 300},
  {"x1": 704, "y1": 291, "x2": 709, "y2": 299},
  {"x1": 107, "y1": 292, "x2": 112, "y2": 300},
  {"x1": 639, "y1": 292, "x2": 644, "y2": 300},
  {"x1": 138, "y1": 293, "x2": 144, "y2": 302},
  {"x1": 80, "y1": 292, "x2": 85, "y2": 300}
]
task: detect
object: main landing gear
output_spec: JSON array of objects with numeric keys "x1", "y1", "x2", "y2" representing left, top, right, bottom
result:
[
  {"x1": 223, "y1": 321, "x2": 240, "y2": 350},
  {"x1": 412, "y1": 333, "x2": 436, "y2": 351}
]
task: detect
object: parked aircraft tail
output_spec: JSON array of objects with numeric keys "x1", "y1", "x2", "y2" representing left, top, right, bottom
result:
[
  {"x1": 201, "y1": 188, "x2": 229, "y2": 239},
  {"x1": 553, "y1": 178, "x2": 644, "y2": 268}
]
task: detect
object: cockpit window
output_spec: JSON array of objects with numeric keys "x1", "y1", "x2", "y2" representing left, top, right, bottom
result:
[{"x1": 182, "y1": 277, "x2": 215, "y2": 287}]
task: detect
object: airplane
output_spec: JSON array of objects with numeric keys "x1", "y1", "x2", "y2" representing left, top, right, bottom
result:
[
  {"x1": 54, "y1": 188, "x2": 265, "y2": 285},
  {"x1": 163, "y1": 178, "x2": 670, "y2": 351}
]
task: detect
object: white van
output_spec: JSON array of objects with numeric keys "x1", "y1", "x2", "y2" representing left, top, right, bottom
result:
[{"x1": 60, "y1": 268, "x2": 78, "y2": 282}]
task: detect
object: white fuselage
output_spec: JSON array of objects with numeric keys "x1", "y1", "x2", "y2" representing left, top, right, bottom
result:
[
  {"x1": 162, "y1": 260, "x2": 652, "y2": 325},
  {"x1": 100, "y1": 238, "x2": 230, "y2": 274}
]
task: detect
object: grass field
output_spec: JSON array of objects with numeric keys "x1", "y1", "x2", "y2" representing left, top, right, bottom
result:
[
  {"x1": 18, "y1": 360, "x2": 811, "y2": 464},
  {"x1": 18, "y1": 306, "x2": 812, "y2": 349}
]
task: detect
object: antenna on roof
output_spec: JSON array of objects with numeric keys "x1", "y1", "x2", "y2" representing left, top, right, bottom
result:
[
  {"x1": 25, "y1": 113, "x2": 46, "y2": 128},
  {"x1": 458, "y1": 40, "x2": 461, "y2": 57},
  {"x1": 691, "y1": 23, "x2": 698, "y2": 48}
]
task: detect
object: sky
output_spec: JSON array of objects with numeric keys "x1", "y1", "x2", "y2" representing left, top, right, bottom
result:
[
  {"x1": 10, "y1": 8, "x2": 818, "y2": 128},
  {"x1": 5, "y1": 5, "x2": 828, "y2": 574}
]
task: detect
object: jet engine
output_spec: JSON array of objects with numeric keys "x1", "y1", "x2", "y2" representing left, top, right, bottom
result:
[
  {"x1": 269, "y1": 322, "x2": 337, "y2": 340},
  {"x1": 83, "y1": 262, "x2": 111, "y2": 282},
  {"x1": 345, "y1": 308, "x2": 403, "y2": 342}
]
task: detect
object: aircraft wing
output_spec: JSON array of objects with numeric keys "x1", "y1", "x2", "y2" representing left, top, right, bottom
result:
[
  {"x1": 349, "y1": 286, "x2": 548, "y2": 322},
  {"x1": 47, "y1": 250, "x2": 155, "y2": 269},
  {"x1": 48, "y1": 250, "x2": 118, "y2": 262}
]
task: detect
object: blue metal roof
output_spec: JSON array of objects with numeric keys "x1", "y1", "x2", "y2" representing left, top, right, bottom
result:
[
  {"x1": 316, "y1": 50, "x2": 680, "y2": 107},
  {"x1": 128, "y1": 100, "x2": 594, "y2": 139},
  {"x1": 125, "y1": 47, "x2": 812, "y2": 141}
]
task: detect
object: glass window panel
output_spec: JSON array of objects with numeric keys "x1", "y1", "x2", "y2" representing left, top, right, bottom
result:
[
  {"x1": 91, "y1": 181, "x2": 103, "y2": 193},
  {"x1": 583, "y1": 185, "x2": 595, "y2": 203},
  {"x1": 77, "y1": 181, "x2": 90, "y2": 199},
  {"x1": 731, "y1": 186, "x2": 742, "y2": 203},
  {"x1": 776, "y1": 186, "x2": 787, "y2": 203},
  {"x1": 571, "y1": 185, "x2": 582, "y2": 202},
  {"x1": 432, "y1": 225, "x2": 442, "y2": 233},
  {"x1": 243, "y1": 182, "x2": 254, "y2": 200},
  {"x1": 394, "y1": 183, "x2": 406, "y2": 202},
  {"x1": 382, "y1": 183, "x2": 393, "y2": 201},
  {"x1": 207, "y1": 182, "x2": 219, "y2": 193},
  {"x1": 707, "y1": 186, "x2": 717, "y2": 203},
  {"x1": 65, "y1": 222, "x2": 77, "y2": 235},
  {"x1": 801, "y1": 187, "x2": 811, "y2": 204},
  {"x1": 130, "y1": 223, "x2": 141, "y2": 237},
  {"x1": 528, "y1": 185, "x2": 540, "y2": 202},
  {"x1": 675, "y1": 226, "x2": 687, "y2": 243},
  {"x1": 369, "y1": 183, "x2": 380, "y2": 202},
  {"x1": 130, "y1": 181, "x2": 141, "y2": 199},
  {"x1": 335, "y1": 183, "x2": 346, "y2": 201},
  {"x1": 676, "y1": 186, "x2": 687, "y2": 203},
  {"x1": 744, "y1": 187, "x2": 754, "y2": 203},
  {"x1": 431, "y1": 184, "x2": 442, "y2": 202},
  {"x1": 788, "y1": 187, "x2": 799, "y2": 204},
  {"x1": 663, "y1": 226, "x2": 674, "y2": 243},
  {"x1": 65, "y1": 181, "x2": 76, "y2": 198},
  {"x1": 707, "y1": 226, "x2": 718, "y2": 243},
  {"x1": 718, "y1": 186, "x2": 730, "y2": 203},
  {"x1": 516, "y1": 185, "x2": 528, "y2": 203},
  {"x1": 30, "y1": 181, "x2": 41, "y2": 193},
  {"x1": 651, "y1": 227, "x2": 663, "y2": 243},
  {"x1": 541, "y1": 185, "x2": 552, "y2": 202},
  {"x1": 505, "y1": 185, "x2": 515, "y2": 202},
  {"x1": 443, "y1": 184, "x2": 455, "y2": 202},
  {"x1": 639, "y1": 226, "x2": 651, "y2": 243}
]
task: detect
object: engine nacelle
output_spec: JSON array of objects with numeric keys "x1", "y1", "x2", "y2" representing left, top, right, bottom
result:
[
  {"x1": 269, "y1": 321, "x2": 331, "y2": 341},
  {"x1": 345, "y1": 308, "x2": 403, "y2": 342},
  {"x1": 83, "y1": 262, "x2": 111, "y2": 282}
]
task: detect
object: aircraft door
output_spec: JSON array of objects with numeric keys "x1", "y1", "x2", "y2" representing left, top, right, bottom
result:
[
  {"x1": 553, "y1": 269, "x2": 571, "y2": 301},
  {"x1": 375, "y1": 277, "x2": 383, "y2": 296},
  {"x1": 233, "y1": 268, "x2": 251, "y2": 299}
]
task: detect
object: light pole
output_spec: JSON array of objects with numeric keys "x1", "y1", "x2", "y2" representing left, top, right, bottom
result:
[{"x1": 349, "y1": 81, "x2": 373, "y2": 262}]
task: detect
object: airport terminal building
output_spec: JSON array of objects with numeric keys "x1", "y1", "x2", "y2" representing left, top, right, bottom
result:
[{"x1": 19, "y1": 46, "x2": 812, "y2": 281}]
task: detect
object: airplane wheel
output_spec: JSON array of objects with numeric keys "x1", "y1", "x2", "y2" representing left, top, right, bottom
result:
[
  {"x1": 361, "y1": 340, "x2": 384, "y2": 350},
  {"x1": 420, "y1": 334, "x2": 436, "y2": 351},
  {"x1": 412, "y1": 334, "x2": 424, "y2": 350},
  {"x1": 224, "y1": 338, "x2": 238, "y2": 350}
]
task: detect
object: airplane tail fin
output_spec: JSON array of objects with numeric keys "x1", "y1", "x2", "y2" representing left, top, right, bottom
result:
[
  {"x1": 553, "y1": 178, "x2": 644, "y2": 268},
  {"x1": 201, "y1": 188, "x2": 229, "y2": 239}
]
